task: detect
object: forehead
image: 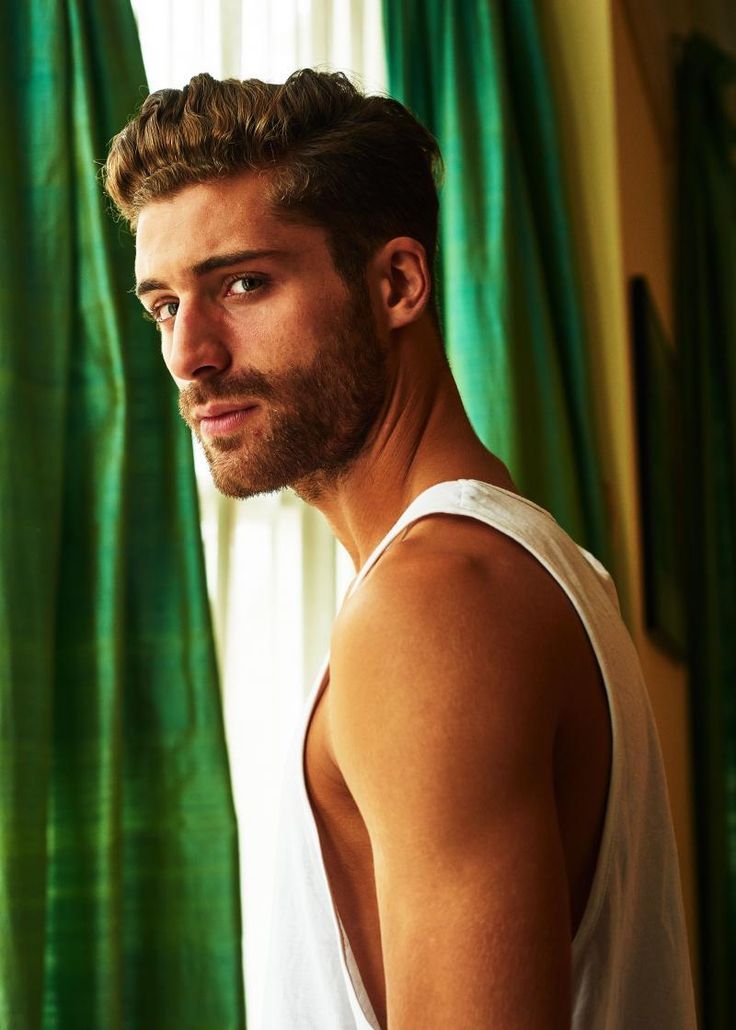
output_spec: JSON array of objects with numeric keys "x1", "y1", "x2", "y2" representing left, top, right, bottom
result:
[{"x1": 134, "y1": 171, "x2": 328, "y2": 282}]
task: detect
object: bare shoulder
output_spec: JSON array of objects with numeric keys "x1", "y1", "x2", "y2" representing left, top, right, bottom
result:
[
  {"x1": 344, "y1": 511, "x2": 582, "y2": 621},
  {"x1": 332, "y1": 511, "x2": 588, "y2": 719},
  {"x1": 328, "y1": 513, "x2": 593, "y2": 837}
]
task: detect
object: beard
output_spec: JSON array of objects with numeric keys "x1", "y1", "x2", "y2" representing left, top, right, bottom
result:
[{"x1": 177, "y1": 283, "x2": 388, "y2": 501}]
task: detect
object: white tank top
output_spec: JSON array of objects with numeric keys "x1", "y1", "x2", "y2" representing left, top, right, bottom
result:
[{"x1": 260, "y1": 479, "x2": 697, "y2": 1029}]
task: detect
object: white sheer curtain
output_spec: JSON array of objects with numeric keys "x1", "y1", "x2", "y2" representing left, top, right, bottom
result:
[
  {"x1": 134, "y1": 0, "x2": 386, "y2": 92},
  {"x1": 128, "y1": 2, "x2": 386, "y2": 1023}
]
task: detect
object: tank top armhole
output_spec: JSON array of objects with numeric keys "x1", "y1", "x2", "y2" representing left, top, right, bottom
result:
[{"x1": 369, "y1": 482, "x2": 624, "y2": 960}]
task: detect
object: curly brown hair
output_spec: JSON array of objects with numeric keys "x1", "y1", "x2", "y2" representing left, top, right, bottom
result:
[{"x1": 104, "y1": 68, "x2": 442, "y2": 314}]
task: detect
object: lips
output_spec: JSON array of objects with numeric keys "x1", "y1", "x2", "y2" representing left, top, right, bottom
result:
[
  {"x1": 193, "y1": 401, "x2": 257, "y2": 421},
  {"x1": 197, "y1": 404, "x2": 259, "y2": 436}
]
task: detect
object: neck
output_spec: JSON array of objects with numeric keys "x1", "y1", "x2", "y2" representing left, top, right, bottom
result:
[{"x1": 292, "y1": 321, "x2": 517, "y2": 569}]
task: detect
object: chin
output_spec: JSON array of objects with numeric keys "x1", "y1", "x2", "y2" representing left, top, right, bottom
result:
[
  {"x1": 204, "y1": 446, "x2": 353, "y2": 502},
  {"x1": 206, "y1": 463, "x2": 289, "y2": 500}
]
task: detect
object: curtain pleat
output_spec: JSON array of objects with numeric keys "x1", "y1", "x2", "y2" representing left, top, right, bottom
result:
[
  {"x1": 0, "y1": 1, "x2": 246, "y2": 1027},
  {"x1": 382, "y1": 0, "x2": 609, "y2": 561},
  {"x1": 676, "y1": 33, "x2": 736, "y2": 1030}
]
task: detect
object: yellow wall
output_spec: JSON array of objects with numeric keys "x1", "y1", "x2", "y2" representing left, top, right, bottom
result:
[
  {"x1": 540, "y1": 0, "x2": 700, "y2": 1013},
  {"x1": 610, "y1": 6, "x2": 699, "y2": 1007}
]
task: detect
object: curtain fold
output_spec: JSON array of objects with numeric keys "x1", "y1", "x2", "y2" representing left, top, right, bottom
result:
[
  {"x1": 0, "y1": 1, "x2": 245, "y2": 1026},
  {"x1": 676, "y1": 33, "x2": 736, "y2": 1030},
  {"x1": 382, "y1": 0, "x2": 609, "y2": 561}
]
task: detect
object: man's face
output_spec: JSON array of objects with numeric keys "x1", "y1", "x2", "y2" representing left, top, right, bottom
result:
[{"x1": 134, "y1": 172, "x2": 388, "y2": 499}]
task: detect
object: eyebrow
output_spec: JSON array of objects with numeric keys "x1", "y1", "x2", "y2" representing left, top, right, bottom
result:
[{"x1": 134, "y1": 248, "x2": 287, "y2": 298}]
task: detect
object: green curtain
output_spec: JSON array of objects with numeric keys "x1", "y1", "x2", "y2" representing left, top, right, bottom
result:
[
  {"x1": 0, "y1": 2, "x2": 246, "y2": 1027},
  {"x1": 382, "y1": 0, "x2": 608, "y2": 561},
  {"x1": 676, "y1": 34, "x2": 736, "y2": 1030}
]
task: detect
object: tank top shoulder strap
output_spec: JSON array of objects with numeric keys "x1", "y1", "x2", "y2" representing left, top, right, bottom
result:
[{"x1": 346, "y1": 479, "x2": 549, "y2": 601}]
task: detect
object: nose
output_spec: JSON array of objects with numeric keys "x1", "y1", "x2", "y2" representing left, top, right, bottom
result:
[{"x1": 163, "y1": 298, "x2": 231, "y2": 383}]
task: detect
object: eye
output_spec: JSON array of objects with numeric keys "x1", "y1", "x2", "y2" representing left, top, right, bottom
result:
[
  {"x1": 226, "y1": 275, "x2": 266, "y2": 296},
  {"x1": 151, "y1": 300, "x2": 179, "y2": 324}
]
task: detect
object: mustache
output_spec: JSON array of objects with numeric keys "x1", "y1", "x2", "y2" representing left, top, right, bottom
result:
[{"x1": 179, "y1": 368, "x2": 277, "y2": 420}]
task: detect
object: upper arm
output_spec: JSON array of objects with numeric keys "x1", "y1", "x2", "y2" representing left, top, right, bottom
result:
[{"x1": 329, "y1": 538, "x2": 574, "y2": 1029}]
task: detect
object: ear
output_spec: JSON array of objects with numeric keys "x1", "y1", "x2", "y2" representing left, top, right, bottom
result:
[{"x1": 371, "y1": 236, "x2": 432, "y2": 330}]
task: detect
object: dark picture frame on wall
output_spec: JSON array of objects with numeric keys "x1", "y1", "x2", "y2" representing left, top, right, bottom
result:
[{"x1": 630, "y1": 276, "x2": 686, "y2": 659}]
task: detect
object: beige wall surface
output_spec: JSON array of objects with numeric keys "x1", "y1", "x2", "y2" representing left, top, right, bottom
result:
[{"x1": 540, "y1": 0, "x2": 700, "y2": 1015}]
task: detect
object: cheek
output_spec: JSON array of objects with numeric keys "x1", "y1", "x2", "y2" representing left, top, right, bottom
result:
[
  {"x1": 159, "y1": 336, "x2": 172, "y2": 367},
  {"x1": 234, "y1": 301, "x2": 323, "y2": 366},
  {"x1": 158, "y1": 336, "x2": 181, "y2": 381}
]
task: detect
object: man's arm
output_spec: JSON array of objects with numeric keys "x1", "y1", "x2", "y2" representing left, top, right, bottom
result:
[{"x1": 329, "y1": 534, "x2": 573, "y2": 1029}]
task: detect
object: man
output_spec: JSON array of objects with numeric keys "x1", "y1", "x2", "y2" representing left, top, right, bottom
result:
[{"x1": 105, "y1": 69, "x2": 696, "y2": 1028}]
